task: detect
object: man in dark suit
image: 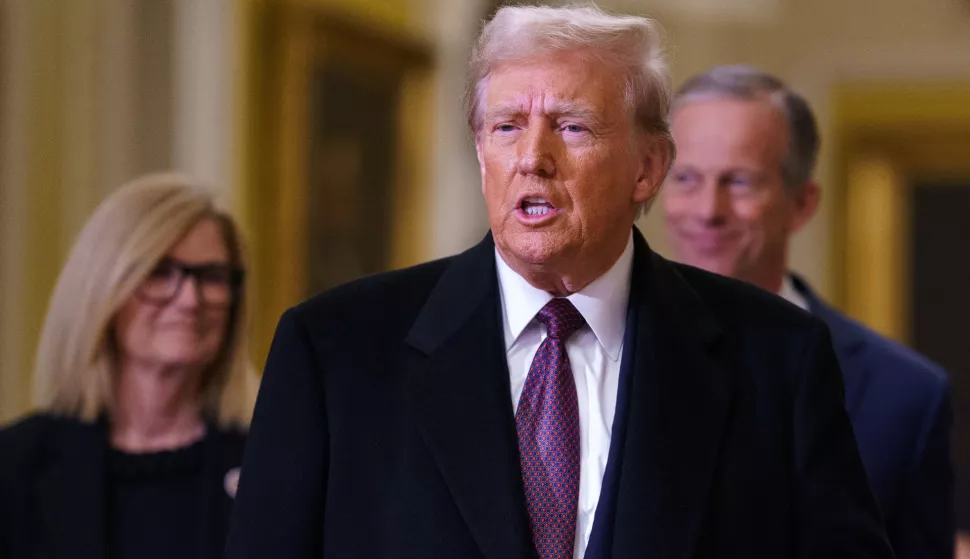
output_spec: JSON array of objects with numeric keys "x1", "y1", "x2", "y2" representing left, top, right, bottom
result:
[
  {"x1": 664, "y1": 65, "x2": 952, "y2": 559},
  {"x1": 226, "y1": 7, "x2": 893, "y2": 559}
]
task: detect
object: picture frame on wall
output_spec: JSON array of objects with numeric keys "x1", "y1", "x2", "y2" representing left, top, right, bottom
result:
[{"x1": 246, "y1": 3, "x2": 434, "y2": 362}]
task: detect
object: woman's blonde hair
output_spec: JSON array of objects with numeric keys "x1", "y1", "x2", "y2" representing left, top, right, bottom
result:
[{"x1": 33, "y1": 172, "x2": 257, "y2": 429}]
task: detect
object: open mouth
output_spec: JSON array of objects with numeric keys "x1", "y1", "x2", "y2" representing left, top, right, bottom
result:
[{"x1": 519, "y1": 196, "x2": 557, "y2": 217}]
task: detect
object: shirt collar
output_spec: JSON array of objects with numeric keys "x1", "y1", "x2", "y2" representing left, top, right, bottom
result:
[
  {"x1": 779, "y1": 274, "x2": 810, "y2": 311},
  {"x1": 495, "y1": 233, "x2": 634, "y2": 361}
]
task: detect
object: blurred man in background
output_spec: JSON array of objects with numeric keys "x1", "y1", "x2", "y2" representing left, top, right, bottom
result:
[{"x1": 664, "y1": 64, "x2": 953, "y2": 559}]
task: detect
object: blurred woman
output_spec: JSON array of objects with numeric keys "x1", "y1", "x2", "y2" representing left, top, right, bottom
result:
[{"x1": 0, "y1": 173, "x2": 256, "y2": 559}]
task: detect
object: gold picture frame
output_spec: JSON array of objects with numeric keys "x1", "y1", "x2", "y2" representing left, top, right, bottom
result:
[
  {"x1": 832, "y1": 81, "x2": 970, "y2": 343},
  {"x1": 244, "y1": 2, "x2": 434, "y2": 364}
]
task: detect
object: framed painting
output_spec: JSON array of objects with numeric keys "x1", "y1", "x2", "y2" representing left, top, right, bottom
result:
[{"x1": 246, "y1": 2, "x2": 434, "y2": 362}]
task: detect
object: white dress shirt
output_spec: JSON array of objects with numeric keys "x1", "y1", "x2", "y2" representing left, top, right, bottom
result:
[
  {"x1": 495, "y1": 234, "x2": 634, "y2": 559},
  {"x1": 779, "y1": 274, "x2": 809, "y2": 311}
]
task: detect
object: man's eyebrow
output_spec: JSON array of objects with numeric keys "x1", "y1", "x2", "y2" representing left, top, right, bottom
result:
[
  {"x1": 483, "y1": 103, "x2": 527, "y2": 122},
  {"x1": 547, "y1": 101, "x2": 608, "y2": 127},
  {"x1": 482, "y1": 100, "x2": 605, "y2": 125},
  {"x1": 547, "y1": 101, "x2": 598, "y2": 119}
]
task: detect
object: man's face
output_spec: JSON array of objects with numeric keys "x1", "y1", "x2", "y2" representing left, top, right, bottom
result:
[
  {"x1": 663, "y1": 97, "x2": 816, "y2": 289},
  {"x1": 476, "y1": 50, "x2": 662, "y2": 272}
]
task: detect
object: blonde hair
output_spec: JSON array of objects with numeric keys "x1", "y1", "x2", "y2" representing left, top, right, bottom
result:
[
  {"x1": 466, "y1": 4, "x2": 674, "y2": 152},
  {"x1": 33, "y1": 172, "x2": 257, "y2": 429}
]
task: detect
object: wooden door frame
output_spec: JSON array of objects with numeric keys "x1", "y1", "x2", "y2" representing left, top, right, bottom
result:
[{"x1": 832, "y1": 81, "x2": 970, "y2": 343}]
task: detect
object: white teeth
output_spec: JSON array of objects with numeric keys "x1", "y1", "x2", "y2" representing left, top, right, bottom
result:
[{"x1": 521, "y1": 196, "x2": 553, "y2": 217}]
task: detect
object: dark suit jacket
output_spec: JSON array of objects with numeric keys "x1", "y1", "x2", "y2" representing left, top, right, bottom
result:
[
  {"x1": 226, "y1": 230, "x2": 893, "y2": 559},
  {"x1": 792, "y1": 275, "x2": 953, "y2": 559},
  {"x1": 0, "y1": 413, "x2": 246, "y2": 559}
]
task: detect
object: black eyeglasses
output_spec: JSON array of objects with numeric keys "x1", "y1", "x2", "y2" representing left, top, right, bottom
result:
[{"x1": 136, "y1": 258, "x2": 244, "y2": 307}]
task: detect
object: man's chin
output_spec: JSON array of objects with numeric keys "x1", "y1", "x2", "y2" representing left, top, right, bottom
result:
[{"x1": 500, "y1": 231, "x2": 571, "y2": 267}]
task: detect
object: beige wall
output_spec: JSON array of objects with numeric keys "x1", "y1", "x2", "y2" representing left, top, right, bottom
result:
[{"x1": 0, "y1": 0, "x2": 175, "y2": 422}]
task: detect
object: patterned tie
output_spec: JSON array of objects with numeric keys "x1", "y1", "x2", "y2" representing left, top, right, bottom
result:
[{"x1": 515, "y1": 298, "x2": 585, "y2": 559}]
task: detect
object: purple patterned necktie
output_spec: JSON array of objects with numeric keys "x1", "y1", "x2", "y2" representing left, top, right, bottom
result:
[{"x1": 515, "y1": 298, "x2": 585, "y2": 559}]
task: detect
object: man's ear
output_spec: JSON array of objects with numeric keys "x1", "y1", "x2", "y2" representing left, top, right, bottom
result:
[
  {"x1": 788, "y1": 180, "x2": 821, "y2": 234},
  {"x1": 633, "y1": 135, "x2": 673, "y2": 205}
]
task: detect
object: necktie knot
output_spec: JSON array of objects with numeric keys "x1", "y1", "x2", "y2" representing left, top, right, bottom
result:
[{"x1": 536, "y1": 298, "x2": 585, "y2": 341}]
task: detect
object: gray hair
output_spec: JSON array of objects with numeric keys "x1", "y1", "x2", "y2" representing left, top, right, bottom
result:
[
  {"x1": 465, "y1": 4, "x2": 675, "y2": 156},
  {"x1": 673, "y1": 65, "x2": 820, "y2": 189}
]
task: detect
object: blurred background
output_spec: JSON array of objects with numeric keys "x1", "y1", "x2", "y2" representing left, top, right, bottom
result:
[{"x1": 1, "y1": 0, "x2": 969, "y2": 459}]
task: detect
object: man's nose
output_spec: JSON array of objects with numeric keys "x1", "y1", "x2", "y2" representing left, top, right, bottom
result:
[
  {"x1": 517, "y1": 124, "x2": 556, "y2": 177},
  {"x1": 693, "y1": 181, "x2": 731, "y2": 224}
]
